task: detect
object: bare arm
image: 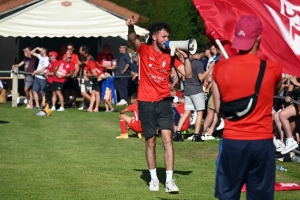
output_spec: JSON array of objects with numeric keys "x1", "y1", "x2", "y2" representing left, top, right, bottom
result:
[
  {"x1": 30, "y1": 47, "x2": 41, "y2": 57},
  {"x1": 198, "y1": 62, "x2": 215, "y2": 82},
  {"x1": 74, "y1": 64, "x2": 79, "y2": 77},
  {"x1": 290, "y1": 76, "x2": 300, "y2": 87},
  {"x1": 120, "y1": 107, "x2": 129, "y2": 114},
  {"x1": 212, "y1": 79, "x2": 221, "y2": 114},
  {"x1": 126, "y1": 15, "x2": 141, "y2": 51},
  {"x1": 12, "y1": 61, "x2": 24, "y2": 69},
  {"x1": 175, "y1": 49, "x2": 192, "y2": 78},
  {"x1": 33, "y1": 66, "x2": 46, "y2": 76}
]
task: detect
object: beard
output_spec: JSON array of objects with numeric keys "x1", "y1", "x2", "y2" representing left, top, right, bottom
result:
[{"x1": 156, "y1": 40, "x2": 168, "y2": 53}]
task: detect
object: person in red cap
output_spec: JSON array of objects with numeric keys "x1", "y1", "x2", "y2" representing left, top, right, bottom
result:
[
  {"x1": 212, "y1": 15, "x2": 283, "y2": 199},
  {"x1": 41, "y1": 51, "x2": 59, "y2": 107}
]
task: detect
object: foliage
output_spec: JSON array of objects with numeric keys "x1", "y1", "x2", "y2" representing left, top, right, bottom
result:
[{"x1": 110, "y1": 0, "x2": 209, "y2": 45}]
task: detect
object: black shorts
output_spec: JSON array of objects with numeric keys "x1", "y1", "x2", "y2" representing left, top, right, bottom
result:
[
  {"x1": 80, "y1": 79, "x2": 92, "y2": 93},
  {"x1": 92, "y1": 79, "x2": 102, "y2": 93},
  {"x1": 51, "y1": 82, "x2": 64, "y2": 92},
  {"x1": 215, "y1": 139, "x2": 275, "y2": 200},
  {"x1": 64, "y1": 77, "x2": 76, "y2": 90},
  {"x1": 42, "y1": 81, "x2": 52, "y2": 94},
  {"x1": 138, "y1": 98, "x2": 173, "y2": 139}
]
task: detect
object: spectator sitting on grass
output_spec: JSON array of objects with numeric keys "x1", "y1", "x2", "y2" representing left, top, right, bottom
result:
[{"x1": 116, "y1": 92, "x2": 143, "y2": 139}]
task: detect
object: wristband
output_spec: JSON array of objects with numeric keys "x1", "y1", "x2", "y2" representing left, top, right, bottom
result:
[
  {"x1": 286, "y1": 91, "x2": 292, "y2": 97},
  {"x1": 184, "y1": 57, "x2": 189, "y2": 60}
]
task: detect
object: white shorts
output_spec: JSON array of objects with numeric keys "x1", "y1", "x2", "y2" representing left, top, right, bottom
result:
[{"x1": 184, "y1": 93, "x2": 205, "y2": 111}]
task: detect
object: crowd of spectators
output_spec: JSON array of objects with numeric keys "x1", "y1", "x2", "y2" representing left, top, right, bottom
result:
[{"x1": 7, "y1": 40, "x2": 300, "y2": 154}]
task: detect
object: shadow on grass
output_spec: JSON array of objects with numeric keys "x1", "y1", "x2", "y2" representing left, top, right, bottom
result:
[
  {"x1": 134, "y1": 167, "x2": 192, "y2": 185},
  {"x1": 0, "y1": 120, "x2": 10, "y2": 124}
]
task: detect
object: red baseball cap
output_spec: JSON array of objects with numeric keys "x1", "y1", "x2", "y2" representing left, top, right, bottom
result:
[
  {"x1": 232, "y1": 15, "x2": 263, "y2": 51},
  {"x1": 48, "y1": 51, "x2": 58, "y2": 57}
]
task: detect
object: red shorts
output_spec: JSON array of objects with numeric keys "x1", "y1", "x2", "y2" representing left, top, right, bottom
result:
[{"x1": 129, "y1": 119, "x2": 143, "y2": 133}]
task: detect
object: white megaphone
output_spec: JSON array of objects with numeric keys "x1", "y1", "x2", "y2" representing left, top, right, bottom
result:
[{"x1": 165, "y1": 38, "x2": 197, "y2": 56}]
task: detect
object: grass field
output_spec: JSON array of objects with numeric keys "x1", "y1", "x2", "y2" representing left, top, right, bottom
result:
[{"x1": 0, "y1": 103, "x2": 300, "y2": 200}]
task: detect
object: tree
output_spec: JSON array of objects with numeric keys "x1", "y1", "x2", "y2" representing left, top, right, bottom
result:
[{"x1": 110, "y1": 0, "x2": 208, "y2": 45}]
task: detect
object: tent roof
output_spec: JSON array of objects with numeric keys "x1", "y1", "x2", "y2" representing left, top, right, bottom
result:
[{"x1": 0, "y1": 0, "x2": 148, "y2": 38}]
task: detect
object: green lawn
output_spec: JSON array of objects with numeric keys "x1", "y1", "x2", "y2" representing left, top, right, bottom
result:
[{"x1": 0, "y1": 103, "x2": 299, "y2": 200}]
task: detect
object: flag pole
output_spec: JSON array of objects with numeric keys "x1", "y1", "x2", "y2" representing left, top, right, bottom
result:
[{"x1": 215, "y1": 39, "x2": 229, "y2": 59}]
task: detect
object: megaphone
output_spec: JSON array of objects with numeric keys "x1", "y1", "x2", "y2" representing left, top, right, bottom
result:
[{"x1": 165, "y1": 38, "x2": 197, "y2": 56}]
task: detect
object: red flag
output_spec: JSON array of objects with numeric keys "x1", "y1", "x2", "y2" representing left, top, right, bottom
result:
[{"x1": 192, "y1": 0, "x2": 300, "y2": 77}]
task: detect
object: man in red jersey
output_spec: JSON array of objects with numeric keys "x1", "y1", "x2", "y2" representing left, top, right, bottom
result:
[
  {"x1": 63, "y1": 43, "x2": 79, "y2": 108},
  {"x1": 116, "y1": 92, "x2": 143, "y2": 139},
  {"x1": 96, "y1": 44, "x2": 115, "y2": 74},
  {"x1": 81, "y1": 55, "x2": 102, "y2": 112},
  {"x1": 42, "y1": 51, "x2": 59, "y2": 107},
  {"x1": 212, "y1": 16, "x2": 282, "y2": 200},
  {"x1": 51, "y1": 52, "x2": 75, "y2": 111},
  {"x1": 126, "y1": 16, "x2": 192, "y2": 193}
]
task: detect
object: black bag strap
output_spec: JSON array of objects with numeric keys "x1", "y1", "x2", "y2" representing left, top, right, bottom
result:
[{"x1": 255, "y1": 60, "x2": 266, "y2": 96}]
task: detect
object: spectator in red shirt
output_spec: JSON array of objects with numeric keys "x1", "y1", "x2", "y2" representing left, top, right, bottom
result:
[
  {"x1": 96, "y1": 44, "x2": 115, "y2": 74},
  {"x1": 51, "y1": 52, "x2": 75, "y2": 111},
  {"x1": 41, "y1": 51, "x2": 59, "y2": 106},
  {"x1": 126, "y1": 17, "x2": 192, "y2": 193},
  {"x1": 63, "y1": 43, "x2": 79, "y2": 108},
  {"x1": 117, "y1": 92, "x2": 143, "y2": 139},
  {"x1": 81, "y1": 56, "x2": 102, "y2": 112},
  {"x1": 212, "y1": 16, "x2": 282, "y2": 200}
]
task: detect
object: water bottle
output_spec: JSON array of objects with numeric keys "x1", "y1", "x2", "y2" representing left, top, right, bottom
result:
[
  {"x1": 276, "y1": 165, "x2": 287, "y2": 171},
  {"x1": 291, "y1": 154, "x2": 300, "y2": 163}
]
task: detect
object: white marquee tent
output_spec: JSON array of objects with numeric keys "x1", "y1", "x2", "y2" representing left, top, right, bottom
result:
[{"x1": 0, "y1": 0, "x2": 149, "y2": 39}]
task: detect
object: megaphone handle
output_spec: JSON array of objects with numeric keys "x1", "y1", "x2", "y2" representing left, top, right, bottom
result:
[{"x1": 170, "y1": 48, "x2": 175, "y2": 56}]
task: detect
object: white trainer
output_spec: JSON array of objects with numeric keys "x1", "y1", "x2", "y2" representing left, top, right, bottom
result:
[
  {"x1": 116, "y1": 99, "x2": 128, "y2": 106},
  {"x1": 78, "y1": 106, "x2": 84, "y2": 110},
  {"x1": 51, "y1": 106, "x2": 56, "y2": 111},
  {"x1": 165, "y1": 179, "x2": 179, "y2": 193},
  {"x1": 149, "y1": 179, "x2": 159, "y2": 191},
  {"x1": 281, "y1": 138, "x2": 298, "y2": 154},
  {"x1": 276, "y1": 142, "x2": 285, "y2": 152},
  {"x1": 56, "y1": 107, "x2": 65, "y2": 111},
  {"x1": 201, "y1": 132, "x2": 215, "y2": 140}
]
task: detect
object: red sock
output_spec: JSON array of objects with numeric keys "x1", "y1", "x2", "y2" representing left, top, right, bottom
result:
[{"x1": 120, "y1": 120, "x2": 127, "y2": 134}]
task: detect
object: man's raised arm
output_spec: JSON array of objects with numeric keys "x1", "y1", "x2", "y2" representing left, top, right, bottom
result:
[{"x1": 126, "y1": 15, "x2": 141, "y2": 51}]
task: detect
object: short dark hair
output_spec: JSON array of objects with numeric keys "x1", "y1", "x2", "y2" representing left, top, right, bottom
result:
[
  {"x1": 147, "y1": 22, "x2": 171, "y2": 45},
  {"x1": 26, "y1": 46, "x2": 32, "y2": 51},
  {"x1": 81, "y1": 45, "x2": 89, "y2": 54},
  {"x1": 41, "y1": 47, "x2": 47, "y2": 53},
  {"x1": 195, "y1": 46, "x2": 206, "y2": 54},
  {"x1": 68, "y1": 43, "x2": 74, "y2": 48},
  {"x1": 131, "y1": 92, "x2": 137, "y2": 99},
  {"x1": 120, "y1": 44, "x2": 127, "y2": 50}
]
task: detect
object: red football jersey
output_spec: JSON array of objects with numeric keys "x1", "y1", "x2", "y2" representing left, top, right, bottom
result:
[
  {"x1": 53, "y1": 60, "x2": 75, "y2": 83},
  {"x1": 127, "y1": 102, "x2": 139, "y2": 121},
  {"x1": 47, "y1": 60, "x2": 60, "y2": 83},
  {"x1": 84, "y1": 60, "x2": 103, "y2": 76},
  {"x1": 137, "y1": 43, "x2": 182, "y2": 102}
]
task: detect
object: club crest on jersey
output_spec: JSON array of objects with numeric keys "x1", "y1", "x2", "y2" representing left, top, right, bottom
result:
[
  {"x1": 66, "y1": 64, "x2": 69, "y2": 68},
  {"x1": 149, "y1": 57, "x2": 155, "y2": 61},
  {"x1": 265, "y1": 0, "x2": 300, "y2": 55},
  {"x1": 162, "y1": 61, "x2": 166, "y2": 68}
]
